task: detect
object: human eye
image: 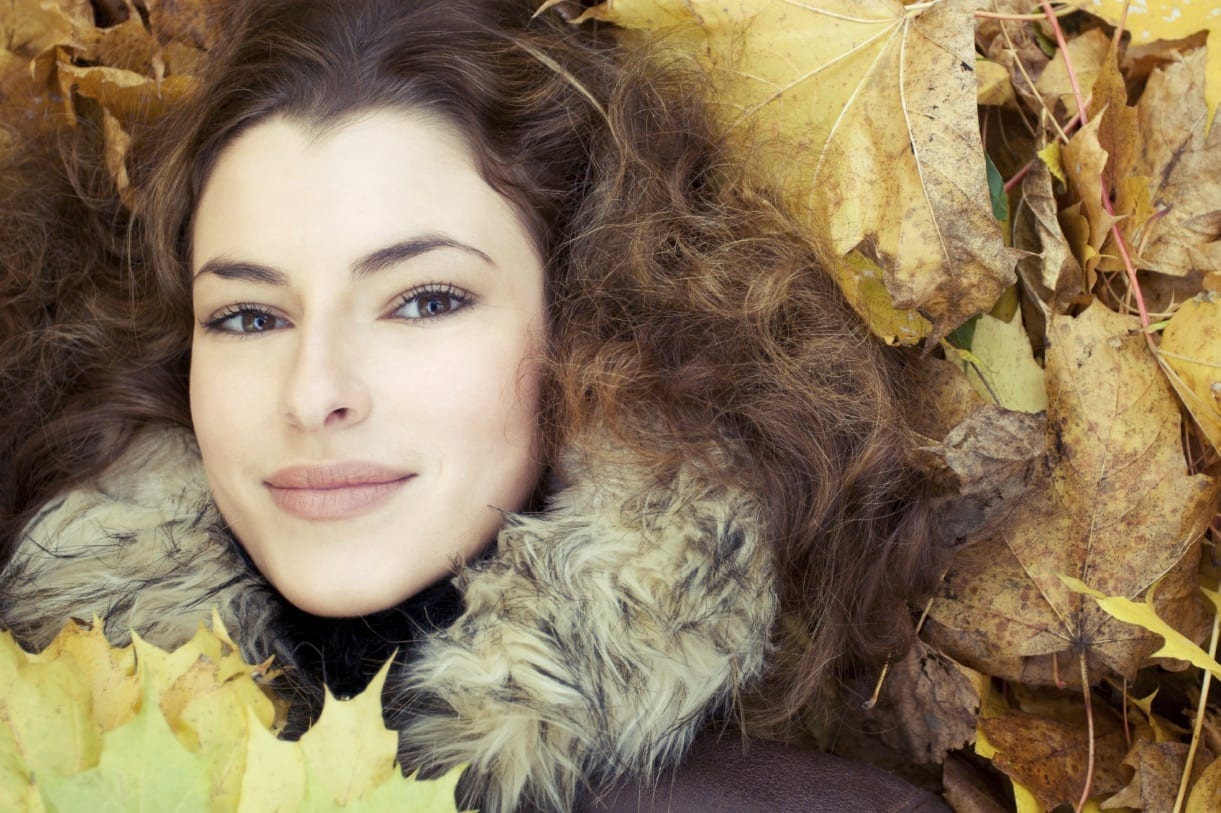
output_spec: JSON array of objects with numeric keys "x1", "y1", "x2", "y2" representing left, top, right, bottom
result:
[
  {"x1": 392, "y1": 283, "x2": 473, "y2": 321},
  {"x1": 201, "y1": 304, "x2": 291, "y2": 335}
]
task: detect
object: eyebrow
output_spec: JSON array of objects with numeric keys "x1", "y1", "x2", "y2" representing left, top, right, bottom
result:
[{"x1": 192, "y1": 234, "x2": 494, "y2": 283}]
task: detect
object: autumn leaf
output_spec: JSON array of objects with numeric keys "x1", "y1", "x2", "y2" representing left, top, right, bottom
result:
[
  {"x1": 1060, "y1": 115, "x2": 1122, "y2": 278},
  {"x1": 571, "y1": 0, "x2": 1017, "y2": 342},
  {"x1": 981, "y1": 701, "x2": 1128, "y2": 810},
  {"x1": 858, "y1": 639, "x2": 982, "y2": 764},
  {"x1": 146, "y1": 0, "x2": 221, "y2": 51},
  {"x1": 1013, "y1": 157, "x2": 1087, "y2": 311},
  {"x1": 235, "y1": 708, "x2": 306, "y2": 812},
  {"x1": 299, "y1": 659, "x2": 399, "y2": 807},
  {"x1": 828, "y1": 251, "x2": 932, "y2": 345},
  {"x1": 39, "y1": 680, "x2": 213, "y2": 813},
  {"x1": 0, "y1": 619, "x2": 466, "y2": 812},
  {"x1": 1187, "y1": 756, "x2": 1221, "y2": 813},
  {"x1": 926, "y1": 304, "x2": 1218, "y2": 685},
  {"x1": 922, "y1": 404, "x2": 1044, "y2": 545},
  {"x1": 1070, "y1": 0, "x2": 1221, "y2": 131},
  {"x1": 948, "y1": 304, "x2": 1049, "y2": 414},
  {"x1": 1131, "y1": 48, "x2": 1221, "y2": 279},
  {"x1": 1063, "y1": 578, "x2": 1221, "y2": 678},
  {"x1": 1034, "y1": 27, "x2": 1110, "y2": 121},
  {"x1": 1160, "y1": 292, "x2": 1221, "y2": 453},
  {"x1": 1100, "y1": 740, "x2": 1192, "y2": 811}
]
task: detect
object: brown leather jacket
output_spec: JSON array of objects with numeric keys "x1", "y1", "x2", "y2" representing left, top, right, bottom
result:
[{"x1": 582, "y1": 733, "x2": 951, "y2": 813}]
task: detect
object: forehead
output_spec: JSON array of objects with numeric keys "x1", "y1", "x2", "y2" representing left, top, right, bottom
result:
[{"x1": 190, "y1": 110, "x2": 539, "y2": 272}]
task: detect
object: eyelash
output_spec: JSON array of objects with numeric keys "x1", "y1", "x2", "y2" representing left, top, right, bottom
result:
[
  {"x1": 201, "y1": 303, "x2": 286, "y2": 337},
  {"x1": 392, "y1": 282, "x2": 473, "y2": 320},
  {"x1": 199, "y1": 284, "x2": 473, "y2": 336}
]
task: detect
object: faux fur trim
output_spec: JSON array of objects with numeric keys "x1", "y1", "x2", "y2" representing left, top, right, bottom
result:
[
  {"x1": 395, "y1": 443, "x2": 776, "y2": 811},
  {"x1": 0, "y1": 429, "x2": 777, "y2": 812},
  {"x1": 0, "y1": 430, "x2": 278, "y2": 653}
]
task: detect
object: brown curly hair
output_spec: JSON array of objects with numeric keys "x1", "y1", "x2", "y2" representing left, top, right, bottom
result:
[{"x1": 1, "y1": 0, "x2": 942, "y2": 726}]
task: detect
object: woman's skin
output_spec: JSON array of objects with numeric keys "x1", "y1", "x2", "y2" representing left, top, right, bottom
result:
[{"x1": 189, "y1": 110, "x2": 547, "y2": 617}]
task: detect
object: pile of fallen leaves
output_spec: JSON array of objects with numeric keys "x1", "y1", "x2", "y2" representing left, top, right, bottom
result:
[
  {"x1": 572, "y1": 0, "x2": 1221, "y2": 809},
  {"x1": 0, "y1": 614, "x2": 464, "y2": 811},
  {"x1": 3, "y1": 0, "x2": 1221, "y2": 810}
]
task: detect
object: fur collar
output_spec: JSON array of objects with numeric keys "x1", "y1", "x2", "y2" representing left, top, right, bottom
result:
[{"x1": 0, "y1": 428, "x2": 776, "y2": 811}]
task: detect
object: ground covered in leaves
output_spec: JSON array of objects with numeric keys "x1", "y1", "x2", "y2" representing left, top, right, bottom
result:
[{"x1": 2, "y1": 1, "x2": 1221, "y2": 811}]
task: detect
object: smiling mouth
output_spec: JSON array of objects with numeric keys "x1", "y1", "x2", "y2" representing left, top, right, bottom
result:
[{"x1": 265, "y1": 465, "x2": 413, "y2": 521}]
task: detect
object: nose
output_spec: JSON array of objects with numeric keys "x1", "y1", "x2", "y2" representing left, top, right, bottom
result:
[{"x1": 280, "y1": 323, "x2": 371, "y2": 431}]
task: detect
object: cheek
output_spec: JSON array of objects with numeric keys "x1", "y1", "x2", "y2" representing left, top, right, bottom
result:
[
  {"x1": 414, "y1": 328, "x2": 540, "y2": 433},
  {"x1": 188, "y1": 341, "x2": 268, "y2": 474},
  {"x1": 398, "y1": 323, "x2": 544, "y2": 491}
]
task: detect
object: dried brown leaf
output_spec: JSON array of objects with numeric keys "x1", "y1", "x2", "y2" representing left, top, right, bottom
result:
[
  {"x1": 941, "y1": 752, "x2": 1012, "y2": 813},
  {"x1": 927, "y1": 304, "x2": 1218, "y2": 683},
  {"x1": 1014, "y1": 159, "x2": 1087, "y2": 311},
  {"x1": 1071, "y1": 0, "x2": 1221, "y2": 130},
  {"x1": 1, "y1": 0, "x2": 96, "y2": 59},
  {"x1": 1060, "y1": 116, "x2": 1121, "y2": 279},
  {"x1": 861, "y1": 639, "x2": 981, "y2": 764},
  {"x1": 1101, "y1": 740, "x2": 1188, "y2": 810},
  {"x1": 981, "y1": 703, "x2": 1128, "y2": 810},
  {"x1": 89, "y1": 4, "x2": 161, "y2": 76},
  {"x1": 146, "y1": 0, "x2": 220, "y2": 52},
  {"x1": 55, "y1": 58, "x2": 192, "y2": 122},
  {"x1": 925, "y1": 405, "x2": 1044, "y2": 544},
  {"x1": 100, "y1": 107, "x2": 131, "y2": 201},
  {"x1": 904, "y1": 355, "x2": 986, "y2": 443},
  {"x1": 975, "y1": 0, "x2": 1051, "y2": 116},
  {"x1": 1035, "y1": 27, "x2": 1109, "y2": 121},
  {"x1": 1132, "y1": 48, "x2": 1221, "y2": 278},
  {"x1": 1087, "y1": 42, "x2": 1141, "y2": 214}
]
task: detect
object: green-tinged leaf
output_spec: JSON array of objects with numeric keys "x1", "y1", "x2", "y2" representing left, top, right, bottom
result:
[
  {"x1": 342, "y1": 766, "x2": 468, "y2": 812},
  {"x1": 4, "y1": 657, "x2": 101, "y2": 780},
  {"x1": 300, "y1": 658, "x2": 398, "y2": 806},
  {"x1": 948, "y1": 305, "x2": 1047, "y2": 414},
  {"x1": 235, "y1": 708, "x2": 305, "y2": 813},
  {"x1": 986, "y1": 153, "x2": 1009, "y2": 223},
  {"x1": 40, "y1": 680, "x2": 210, "y2": 812}
]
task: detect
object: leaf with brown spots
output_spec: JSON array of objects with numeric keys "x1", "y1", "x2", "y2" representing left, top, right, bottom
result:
[
  {"x1": 1131, "y1": 48, "x2": 1221, "y2": 278},
  {"x1": 981, "y1": 701, "x2": 1128, "y2": 810},
  {"x1": 926, "y1": 304, "x2": 1217, "y2": 684},
  {"x1": 571, "y1": 0, "x2": 1018, "y2": 343},
  {"x1": 145, "y1": 0, "x2": 221, "y2": 52},
  {"x1": 1101, "y1": 741, "x2": 1198, "y2": 811}
]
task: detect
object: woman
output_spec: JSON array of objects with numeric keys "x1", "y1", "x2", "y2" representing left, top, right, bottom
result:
[{"x1": 0, "y1": 0, "x2": 946, "y2": 809}]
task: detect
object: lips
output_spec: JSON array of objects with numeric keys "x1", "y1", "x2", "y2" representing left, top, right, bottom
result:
[{"x1": 265, "y1": 462, "x2": 412, "y2": 521}]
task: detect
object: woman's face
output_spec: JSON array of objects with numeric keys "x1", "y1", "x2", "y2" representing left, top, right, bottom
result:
[{"x1": 190, "y1": 110, "x2": 546, "y2": 617}]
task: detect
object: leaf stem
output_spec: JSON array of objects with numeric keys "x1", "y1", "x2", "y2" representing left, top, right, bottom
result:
[
  {"x1": 1038, "y1": 0, "x2": 1154, "y2": 341},
  {"x1": 1173, "y1": 605, "x2": 1220, "y2": 812},
  {"x1": 1075, "y1": 654, "x2": 1095, "y2": 813},
  {"x1": 975, "y1": 6, "x2": 1076, "y2": 23}
]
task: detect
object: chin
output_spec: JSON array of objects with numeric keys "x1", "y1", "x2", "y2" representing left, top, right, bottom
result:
[{"x1": 276, "y1": 576, "x2": 423, "y2": 618}]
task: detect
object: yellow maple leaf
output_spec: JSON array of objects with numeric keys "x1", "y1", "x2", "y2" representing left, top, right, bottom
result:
[
  {"x1": 571, "y1": 0, "x2": 1016, "y2": 342},
  {"x1": 1187, "y1": 756, "x2": 1221, "y2": 813},
  {"x1": 299, "y1": 658, "x2": 399, "y2": 806},
  {"x1": 1, "y1": 618, "x2": 465, "y2": 812},
  {"x1": 1159, "y1": 292, "x2": 1221, "y2": 453},
  {"x1": 1061, "y1": 575, "x2": 1221, "y2": 678}
]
